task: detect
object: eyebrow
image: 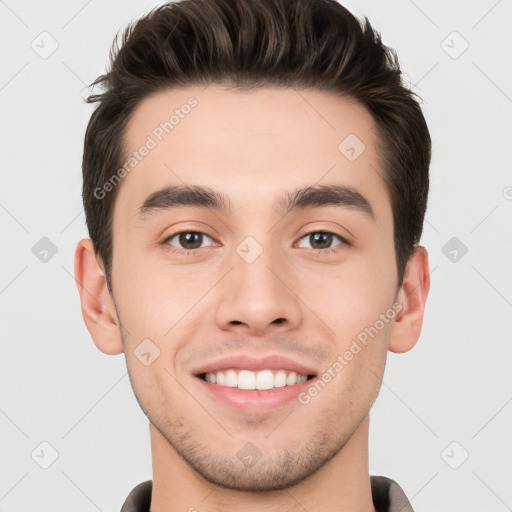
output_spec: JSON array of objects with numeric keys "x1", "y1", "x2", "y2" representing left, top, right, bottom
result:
[{"x1": 137, "y1": 184, "x2": 374, "y2": 220}]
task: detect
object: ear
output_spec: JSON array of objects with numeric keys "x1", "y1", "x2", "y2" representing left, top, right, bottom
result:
[
  {"x1": 74, "y1": 238, "x2": 124, "y2": 355},
  {"x1": 388, "y1": 245, "x2": 430, "y2": 354}
]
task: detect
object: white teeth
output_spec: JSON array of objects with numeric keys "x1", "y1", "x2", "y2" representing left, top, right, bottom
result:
[
  {"x1": 256, "y1": 369, "x2": 274, "y2": 390},
  {"x1": 274, "y1": 370, "x2": 287, "y2": 387},
  {"x1": 287, "y1": 371, "x2": 297, "y2": 386},
  {"x1": 224, "y1": 369, "x2": 238, "y2": 387},
  {"x1": 238, "y1": 370, "x2": 256, "y2": 390},
  {"x1": 204, "y1": 369, "x2": 310, "y2": 389}
]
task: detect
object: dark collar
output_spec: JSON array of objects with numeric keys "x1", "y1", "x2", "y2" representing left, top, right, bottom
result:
[{"x1": 120, "y1": 475, "x2": 414, "y2": 512}]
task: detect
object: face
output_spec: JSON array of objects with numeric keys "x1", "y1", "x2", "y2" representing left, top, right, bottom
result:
[{"x1": 109, "y1": 85, "x2": 400, "y2": 491}]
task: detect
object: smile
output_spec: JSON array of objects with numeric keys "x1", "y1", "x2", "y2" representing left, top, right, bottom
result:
[{"x1": 201, "y1": 369, "x2": 313, "y2": 390}]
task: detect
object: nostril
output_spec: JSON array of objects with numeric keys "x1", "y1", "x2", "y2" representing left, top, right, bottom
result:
[{"x1": 273, "y1": 318, "x2": 285, "y2": 324}]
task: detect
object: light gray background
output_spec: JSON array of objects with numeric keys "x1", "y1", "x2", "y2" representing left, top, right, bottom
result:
[{"x1": 1, "y1": 0, "x2": 511, "y2": 510}]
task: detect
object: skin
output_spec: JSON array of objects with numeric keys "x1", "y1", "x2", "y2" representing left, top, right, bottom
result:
[{"x1": 75, "y1": 85, "x2": 430, "y2": 512}]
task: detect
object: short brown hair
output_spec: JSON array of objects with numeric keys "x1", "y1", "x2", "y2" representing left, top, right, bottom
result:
[{"x1": 82, "y1": 0, "x2": 431, "y2": 292}]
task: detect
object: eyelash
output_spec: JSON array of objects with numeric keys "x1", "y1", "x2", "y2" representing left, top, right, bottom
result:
[{"x1": 162, "y1": 230, "x2": 350, "y2": 255}]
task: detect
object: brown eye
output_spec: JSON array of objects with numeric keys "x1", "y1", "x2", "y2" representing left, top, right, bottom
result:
[
  {"x1": 296, "y1": 231, "x2": 346, "y2": 251},
  {"x1": 165, "y1": 231, "x2": 213, "y2": 250}
]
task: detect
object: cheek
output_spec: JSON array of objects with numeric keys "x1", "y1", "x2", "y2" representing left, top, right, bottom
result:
[
  {"x1": 293, "y1": 255, "x2": 396, "y2": 378},
  {"x1": 124, "y1": 355, "x2": 180, "y2": 424},
  {"x1": 112, "y1": 249, "x2": 195, "y2": 331},
  {"x1": 112, "y1": 258, "x2": 215, "y2": 383},
  {"x1": 297, "y1": 325, "x2": 390, "y2": 419},
  {"x1": 301, "y1": 256, "x2": 396, "y2": 326}
]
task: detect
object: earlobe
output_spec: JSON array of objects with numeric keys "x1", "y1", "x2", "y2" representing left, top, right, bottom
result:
[
  {"x1": 388, "y1": 245, "x2": 430, "y2": 354},
  {"x1": 74, "y1": 238, "x2": 124, "y2": 355}
]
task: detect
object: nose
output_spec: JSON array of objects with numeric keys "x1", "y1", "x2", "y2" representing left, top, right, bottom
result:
[{"x1": 214, "y1": 244, "x2": 303, "y2": 337}]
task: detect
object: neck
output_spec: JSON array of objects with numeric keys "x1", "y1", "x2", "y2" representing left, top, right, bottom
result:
[{"x1": 149, "y1": 415, "x2": 376, "y2": 512}]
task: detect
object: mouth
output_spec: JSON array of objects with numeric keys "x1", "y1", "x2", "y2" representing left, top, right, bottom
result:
[
  {"x1": 192, "y1": 354, "x2": 318, "y2": 413},
  {"x1": 197, "y1": 369, "x2": 316, "y2": 390}
]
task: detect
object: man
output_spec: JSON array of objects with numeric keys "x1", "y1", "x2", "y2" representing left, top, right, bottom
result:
[{"x1": 74, "y1": 0, "x2": 431, "y2": 510}]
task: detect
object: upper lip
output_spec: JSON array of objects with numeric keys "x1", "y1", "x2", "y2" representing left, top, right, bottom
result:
[{"x1": 192, "y1": 354, "x2": 318, "y2": 377}]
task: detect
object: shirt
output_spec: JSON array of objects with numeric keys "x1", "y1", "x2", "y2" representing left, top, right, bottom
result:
[{"x1": 120, "y1": 475, "x2": 414, "y2": 511}]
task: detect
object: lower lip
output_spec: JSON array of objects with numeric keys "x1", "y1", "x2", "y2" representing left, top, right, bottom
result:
[{"x1": 195, "y1": 375, "x2": 316, "y2": 414}]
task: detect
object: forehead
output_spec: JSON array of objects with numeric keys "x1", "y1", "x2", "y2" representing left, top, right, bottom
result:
[{"x1": 115, "y1": 84, "x2": 390, "y2": 224}]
